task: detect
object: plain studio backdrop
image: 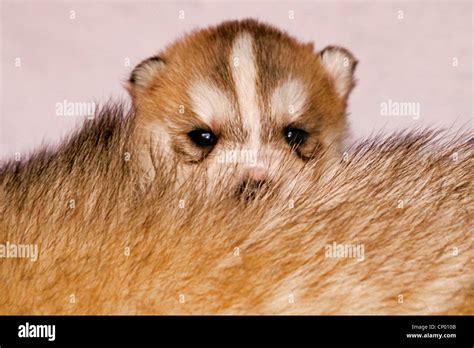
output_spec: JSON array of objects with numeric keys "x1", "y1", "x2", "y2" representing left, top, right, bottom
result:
[{"x1": 0, "y1": 0, "x2": 472, "y2": 159}]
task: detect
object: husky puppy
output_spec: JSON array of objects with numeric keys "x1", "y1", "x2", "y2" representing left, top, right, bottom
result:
[{"x1": 0, "y1": 20, "x2": 471, "y2": 314}]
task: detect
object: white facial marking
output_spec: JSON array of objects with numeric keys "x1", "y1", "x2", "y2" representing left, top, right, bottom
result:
[
  {"x1": 189, "y1": 80, "x2": 234, "y2": 126},
  {"x1": 271, "y1": 79, "x2": 308, "y2": 122},
  {"x1": 230, "y1": 33, "x2": 261, "y2": 156}
]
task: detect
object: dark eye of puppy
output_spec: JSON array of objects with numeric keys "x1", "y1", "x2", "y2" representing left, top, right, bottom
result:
[
  {"x1": 188, "y1": 129, "x2": 217, "y2": 148},
  {"x1": 284, "y1": 127, "x2": 308, "y2": 147}
]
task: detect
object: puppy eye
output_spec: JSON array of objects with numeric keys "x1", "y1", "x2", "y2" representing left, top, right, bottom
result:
[
  {"x1": 284, "y1": 127, "x2": 308, "y2": 147},
  {"x1": 188, "y1": 129, "x2": 217, "y2": 148}
]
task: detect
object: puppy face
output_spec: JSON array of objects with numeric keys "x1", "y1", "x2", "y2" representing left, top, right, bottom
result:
[{"x1": 128, "y1": 19, "x2": 357, "y2": 196}]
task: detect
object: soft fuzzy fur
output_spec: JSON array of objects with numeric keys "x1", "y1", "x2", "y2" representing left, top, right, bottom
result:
[
  {"x1": 128, "y1": 19, "x2": 358, "y2": 188},
  {"x1": 0, "y1": 104, "x2": 472, "y2": 314}
]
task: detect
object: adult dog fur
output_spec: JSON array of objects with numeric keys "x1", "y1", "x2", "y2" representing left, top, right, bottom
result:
[{"x1": 0, "y1": 104, "x2": 472, "y2": 314}]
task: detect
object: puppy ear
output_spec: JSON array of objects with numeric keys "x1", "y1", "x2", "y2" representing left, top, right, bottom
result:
[
  {"x1": 319, "y1": 46, "x2": 357, "y2": 99},
  {"x1": 128, "y1": 56, "x2": 165, "y2": 96}
]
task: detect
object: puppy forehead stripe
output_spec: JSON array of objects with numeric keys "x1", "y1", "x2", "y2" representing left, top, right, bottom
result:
[
  {"x1": 230, "y1": 32, "x2": 260, "y2": 146},
  {"x1": 271, "y1": 79, "x2": 308, "y2": 122}
]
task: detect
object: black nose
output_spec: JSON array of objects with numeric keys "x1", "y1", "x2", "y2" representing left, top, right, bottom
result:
[{"x1": 237, "y1": 179, "x2": 268, "y2": 200}]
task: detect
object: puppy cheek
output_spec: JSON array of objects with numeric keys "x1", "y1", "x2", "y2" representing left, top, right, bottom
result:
[
  {"x1": 172, "y1": 137, "x2": 209, "y2": 164},
  {"x1": 296, "y1": 138, "x2": 323, "y2": 160}
]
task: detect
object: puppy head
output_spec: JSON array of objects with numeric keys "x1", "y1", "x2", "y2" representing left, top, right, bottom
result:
[{"x1": 128, "y1": 19, "x2": 357, "y2": 197}]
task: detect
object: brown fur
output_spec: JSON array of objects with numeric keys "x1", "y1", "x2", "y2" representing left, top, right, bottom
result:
[
  {"x1": 128, "y1": 19, "x2": 357, "y2": 188},
  {"x1": 0, "y1": 104, "x2": 472, "y2": 314}
]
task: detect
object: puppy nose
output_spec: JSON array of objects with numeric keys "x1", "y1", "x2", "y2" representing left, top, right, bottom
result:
[
  {"x1": 237, "y1": 179, "x2": 269, "y2": 200},
  {"x1": 237, "y1": 167, "x2": 270, "y2": 200},
  {"x1": 244, "y1": 167, "x2": 267, "y2": 182},
  {"x1": 240, "y1": 178, "x2": 268, "y2": 191}
]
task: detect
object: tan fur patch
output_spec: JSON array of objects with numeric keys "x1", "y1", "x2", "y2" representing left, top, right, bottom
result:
[{"x1": 0, "y1": 104, "x2": 472, "y2": 314}]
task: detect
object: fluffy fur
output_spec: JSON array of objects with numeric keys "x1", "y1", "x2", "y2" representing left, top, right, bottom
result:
[
  {"x1": 0, "y1": 104, "x2": 472, "y2": 314},
  {"x1": 128, "y1": 19, "x2": 357, "y2": 188}
]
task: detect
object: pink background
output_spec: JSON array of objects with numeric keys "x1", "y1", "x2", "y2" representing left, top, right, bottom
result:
[{"x1": 1, "y1": 0, "x2": 472, "y2": 159}]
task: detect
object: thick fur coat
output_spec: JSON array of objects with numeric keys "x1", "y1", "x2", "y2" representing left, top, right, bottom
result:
[{"x1": 0, "y1": 104, "x2": 472, "y2": 314}]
